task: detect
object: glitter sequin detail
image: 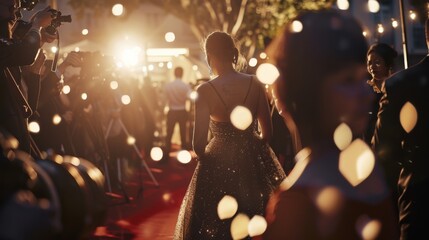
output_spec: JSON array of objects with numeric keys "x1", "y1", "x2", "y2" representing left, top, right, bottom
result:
[{"x1": 174, "y1": 120, "x2": 286, "y2": 239}]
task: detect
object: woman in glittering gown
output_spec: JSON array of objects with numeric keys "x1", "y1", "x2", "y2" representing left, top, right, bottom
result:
[{"x1": 174, "y1": 31, "x2": 286, "y2": 240}]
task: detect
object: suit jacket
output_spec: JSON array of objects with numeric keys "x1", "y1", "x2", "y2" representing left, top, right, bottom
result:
[
  {"x1": 0, "y1": 30, "x2": 41, "y2": 153},
  {"x1": 373, "y1": 55, "x2": 429, "y2": 239}
]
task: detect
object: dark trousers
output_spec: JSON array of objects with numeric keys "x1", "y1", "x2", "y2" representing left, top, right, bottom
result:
[{"x1": 166, "y1": 109, "x2": 188, "y2": 152}]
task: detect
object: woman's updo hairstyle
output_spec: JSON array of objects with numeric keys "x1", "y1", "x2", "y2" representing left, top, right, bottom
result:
[{"x1": 204, "y1": 31, "x2": 239, "y2": 65}]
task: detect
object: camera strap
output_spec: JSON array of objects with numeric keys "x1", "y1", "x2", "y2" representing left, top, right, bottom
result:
[
  {"x1": 51, "y1": 31, "x2": 60, "y2": 72},
  {"x1": 3, "y1": 67, "x2": 33, "y2": 118}
]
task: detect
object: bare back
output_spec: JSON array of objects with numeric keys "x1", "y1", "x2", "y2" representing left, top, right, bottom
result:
[{"x1": 193, "y1": 71, "x2": 272, "y2": 156}]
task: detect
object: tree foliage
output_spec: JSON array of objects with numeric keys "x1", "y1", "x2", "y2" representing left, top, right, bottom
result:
[{"x1": 67, "y1": 0, "x2": 334, "y2": 57}]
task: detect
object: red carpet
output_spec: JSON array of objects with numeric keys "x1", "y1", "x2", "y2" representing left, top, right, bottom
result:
[{"x1": 91, "y1": 149, "x2": 196, "y2": 240}]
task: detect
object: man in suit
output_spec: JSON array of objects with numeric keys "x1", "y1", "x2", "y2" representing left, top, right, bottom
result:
[
  {"x1": 373, "y1": 18, "x2": 429, "y2": 239},
  {"x1": 164, "y1": 67, "x2": 191, "y2": 154},
  {"x1": 0, "y1": 0, "x2": 52, "y2": 153}
]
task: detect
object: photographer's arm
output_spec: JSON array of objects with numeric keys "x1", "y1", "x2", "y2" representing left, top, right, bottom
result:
[{"x1": 0, "y1": 7, "x2": 52, "y2": 67}]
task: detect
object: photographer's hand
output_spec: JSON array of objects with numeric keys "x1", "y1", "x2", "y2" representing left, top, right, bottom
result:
[
  {"x1": 40, "y1": 28, "x2": 56, "y2": 44},
  {"x1": 29, "y1": 7, "x2": 53, "y2": 31},
  {"x1": 57, "y1": 52, "x2": 82, "y2": 75}
]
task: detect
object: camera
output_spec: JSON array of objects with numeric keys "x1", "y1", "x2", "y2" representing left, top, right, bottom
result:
[
  {"x1": 20, "y1": 0, "x2": 39, "y2": 11},
  {"x1": 12, "y1": 9, "x2": 72, "y2": 39},
  {"x1": 45, "y1": 9, "x2": 72, "y2": 35}
]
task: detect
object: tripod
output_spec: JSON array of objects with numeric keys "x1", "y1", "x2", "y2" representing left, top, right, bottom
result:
[{"x1": 104, "y1": 112, "x2": 160, "y2": 200}]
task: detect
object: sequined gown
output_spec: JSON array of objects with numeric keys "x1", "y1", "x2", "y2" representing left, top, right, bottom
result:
[{"x1": 174, "y1": 120, "x2": 286, "y2": 239}]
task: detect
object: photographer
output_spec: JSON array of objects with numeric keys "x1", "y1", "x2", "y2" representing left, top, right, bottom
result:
[
  {"x1": 0, "y1": 0, "x2": 53, "y2": 154},
  {"x1": 33, "y1": 52, "x2": 81, "y2": 155}
]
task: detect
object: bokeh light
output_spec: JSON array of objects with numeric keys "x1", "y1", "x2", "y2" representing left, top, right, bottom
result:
[
  {"x1": 150, "y1": 147, "x2": 163, "y2": 161},
  {"x1": 391, "y1": 19, "x2": 398, "y2": 28},
  {"x1": 62, "y1": 85, "x2": 71, "y2": 94},
  {"x1": 339, "y1": 139, "x2": 375, "y2": 186},
  {"x1": 248, "y1": 58, "x2": 258, "y2": 67},
  {"x1": 52, "y1": 114, "x2": 62, "y2": 125},
  {"x1": 177, "y1": 150, "x2": 192, "y2": 164},
  {"x1": 279, "y1": 148, "x2": 311, "y2": 191},
  {"x1": 81, "y1": 93, "x2": 88, "y2": 100},
  {"x1": 409, "y1": 11, "x2": 416, "y2": 21},
  {"x1": 162, "y1": 192, "x2": 172, "y2": 202},
  {"x1": 368, "y1": 0, "x2": 380, "y2": 13},
  {"x1": 356, "y1": 215, "x2": 382, "y2": 240},
  {"x1": 230, "y1": 213, "x2": 250, "y2": 239},
  {"x1": 126, "y1": 136, "x2": 136, "y2": 145},
  {"x1": 110, "y1": 81, "x2": 119, "y2": 90},
  {"x1": 165, "y1": 32, "x2": 176, "y2": 42},
  {"x1": 248, "y1": 215, "x2": 267, "y2": 237},
  {"x1": 315, "y1": 187, "x2": 343, "y2": 215},
  {"x1": 189, "y1": 90, "x2": 198, "y2": 101},
  {"x1": 28, "y1": 121, "x2": 40, "y2": 133},
  {"x1": 81, "y1": 28, "x2": 89, "y2": 35},
  {"x1": 259, "y1": 52, "x2": 267, "y2": 59},
  {"x1": 256, "y1": 63, "x2": 279, "y2": 85},
  {"x1": 112, "y1": 4, "x2": 124, "y2": 16},
  {"x1": 217, "y1": 195, "x2": 238, "y2": 220},
  {"x1": 51, "y1": 46, "x2": 58, "y2": 53},
  {"x1": 121, "y1": 95, "x2": 131, "y2": 105},
  {"x1": 377, "y1": 24, "x2": 384, "y2": 34},
  {"x1": 400, "y1": 101, "x2": 418, "y2": 133},
  {"x1": 337, "y1": 0, "x2": 350, "y2": 10},
  {"x1": 290, "y1": 20, "x2": 303, "y2": 33},
  {"x1": 230, "y1": 106, "x2": 253, "y2": 130},
  {"x1": 333, "y1": 123, "x2": 353, "y2": 150}
]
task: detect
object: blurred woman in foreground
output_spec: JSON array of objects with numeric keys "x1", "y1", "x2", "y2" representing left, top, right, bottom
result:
[{"x1": 263, "y1": 9, "x2": 398, "y2": 239}]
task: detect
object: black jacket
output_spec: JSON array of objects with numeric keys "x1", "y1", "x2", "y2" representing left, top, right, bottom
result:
[{"x1": 373, "y1": 55, "x2": 429, "y2": 239}]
